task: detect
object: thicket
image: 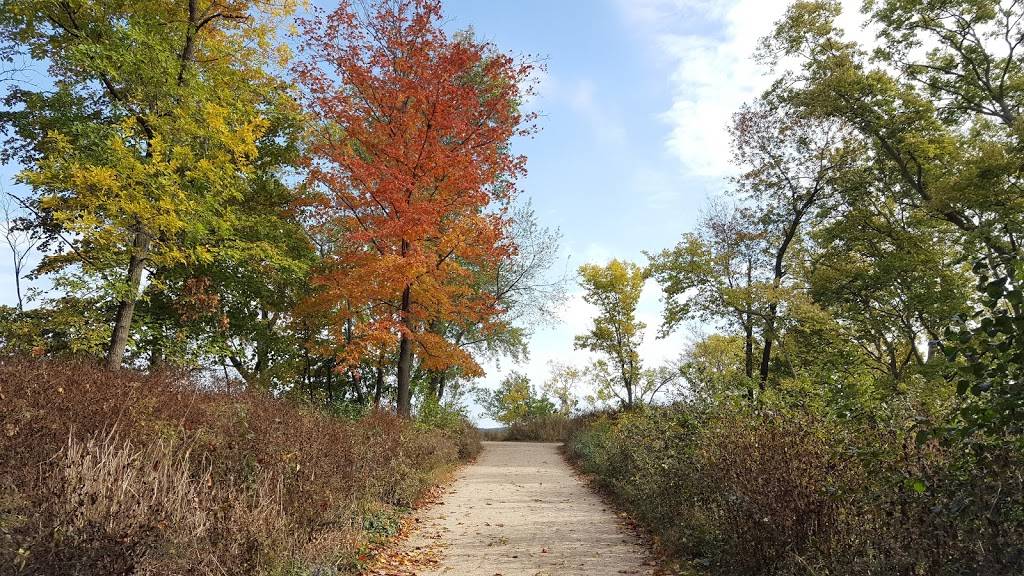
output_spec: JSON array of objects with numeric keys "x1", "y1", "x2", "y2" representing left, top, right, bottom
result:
[
  {"x1": 0, "y1": 358, "x2": 480, "y2": 575},
  {"x1": 505, "y1": 414, "x2": 576, "y2": 442},
  {"x1": 567, "y1": 399, "x2": 1024, "y2": 575}
]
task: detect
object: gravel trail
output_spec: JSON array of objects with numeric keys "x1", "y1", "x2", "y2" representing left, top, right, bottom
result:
[{"x1": 401, "y1": 441, "x2": 655, "y2": 576}]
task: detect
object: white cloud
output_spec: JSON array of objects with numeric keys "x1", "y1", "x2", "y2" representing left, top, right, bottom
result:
[
  {"x1": 617, "y1": 0, "x2": 731, "y2": 28},
  {"x1": 618, "y1": 0, "x2": 872, "y2": 178},
  {"x1": 653, "y1": 0, "x2": 790, "y2": 177}
]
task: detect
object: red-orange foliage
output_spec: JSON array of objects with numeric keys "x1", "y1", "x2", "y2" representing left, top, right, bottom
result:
[{"x1": 295, "y1": 0, "x2": 537, "y2": 415}]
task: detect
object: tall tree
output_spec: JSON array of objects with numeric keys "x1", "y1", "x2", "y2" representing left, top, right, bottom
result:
[
  {"x1": 575, "y1": 259, "x2": 647, "y2": 407},
  {"x1": 296, "y1": 0, "x2": 537, "y2": 416},
  {"x1": 648, "y1": 205, "x2": 767, "y2": 385},
  {"x1": 767, "y1": 0, "x2": 1024, "y2": 434},
  {"x1": 0, "y1": 190, "x2": 35, "y2": 312},
  {"x1": 732, "y1": 96, "x2": 858, "y2": 386},
  {"x1": 0, "y1": 0, "x2": 297, "y2": 369}
]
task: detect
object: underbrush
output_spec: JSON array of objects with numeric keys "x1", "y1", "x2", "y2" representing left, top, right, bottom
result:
[
  {"x1": 478, "y1": 427, "x2": 508, "y2": 441},
  {"x1": 566, "y1": 403, "x2": 1024, "y2": 576},
  {"x1": 506, "y1": 414, "x2": 575, "y2": 442},
  {"x1": 0, "y1": 357, "x2": 478, "y2": 575}
]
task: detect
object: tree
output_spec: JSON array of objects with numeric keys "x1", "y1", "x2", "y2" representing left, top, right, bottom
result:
[
  {"x1": 296, "y1": 0, "x2": 537, "y2": 417},
  {"x1": 766, "y1": 0, "x2": 1024, "y2": 434},
  {"x1": 1, "y1": 189, "x2": 35, "y2": 312},
  {"x1": 650, "y1": 94, "x2": 859, "y2": 391},
  {"x1": 480, "y1": 371, "x2": 554, "y2": 426},
  {"x1": 543, "y1": 361, "x2": 582, "y2": 416},
  {"x1": 648, "y1": 205, "x2": 767, "y2": 386},
  {"x1": 575, "y1": 259, "x2": 647, "y2": 407},
  {"x1": 732, "y1": 96, "x2": 858, "y2": 386},
  {"x1": 0, "y1": 0, "x2": 298, "y2": 369}
]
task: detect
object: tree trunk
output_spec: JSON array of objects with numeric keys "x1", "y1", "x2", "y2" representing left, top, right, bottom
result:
[
  {"x1": 325, "y1": 361, "x2": 334, "y2": 404},
  {"x1": 149, "y1": 346, "x2": 165, "y2": 372},
  {"x1": 374, "y1": 357, "x2": 385, "y2": 406},
  {"x1": 758, "y1": 336, "x2": 773, "y2": 390},
  {"x1": 13, "y1": 265, "x2": 23, "y2": 313},
  {"x1": 105, "y1": 228, "x2": 150, "y2": 370},
  {"x1": 428, "y1": 370, "x2": 446, "y2": 400},
  {"x1": 349, "y1": 361, "x2": 366, "y2": 405},
  {"x1": 436, "y1": 372, "x2": 447, "y2": 400},
  {"x1": 758, "y1": 304, "x2": 778, "y2": 389},
  {"x1": 744, "y1": 320, "x2": 754, "y2": 380},
  {"x1": 396, "y1": 284, "x2": 413, "y2": 418}
]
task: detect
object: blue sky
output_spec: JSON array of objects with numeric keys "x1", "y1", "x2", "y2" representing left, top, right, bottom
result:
[
  {"x1": 2, "y1": 0, "x2": 868, "y2": 422},
  {"x1": 445, "y1": 0, "x2": 803, "y2": 422}
]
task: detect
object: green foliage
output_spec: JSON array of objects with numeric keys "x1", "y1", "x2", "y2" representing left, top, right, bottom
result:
[
  {"x1": 945, "y1": 256, "x2": 1024, "y2": 439},
  {"x1": 680, "y1": 334, "x2": 750, "y2": 402},
  {"x1": 0, "y1": 301, "x2": 109, "y2": 357},
  {"x1": 0, "y1": 0, "x2": 307, "y2": 369},
  {"x1": 567, "y1": 400, "x2": 1024, "y2": 575},
  {"x1": 764, "y1": 0, "x2": 1024, "y2": 436},
  {"x1": 416, "y1": 394, "x2": 468, "y2": 432},
  {"x1": 479, "y1": 371, "x2": 556, "y2": 426}
]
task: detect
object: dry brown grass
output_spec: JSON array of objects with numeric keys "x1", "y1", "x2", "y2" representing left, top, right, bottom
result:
[{"x1": 0, "y1": 357, "x2": 474, "y2": 575}]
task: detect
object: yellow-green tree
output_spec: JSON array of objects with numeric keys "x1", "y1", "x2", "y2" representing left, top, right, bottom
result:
[
  {"x1": 575, "y1": 260, "x2": 647, "y2": 407},
  {"x1": 480, "y1": 371, "x2": 554, "y2": 426},
  {"x1": 0, "y1": 0, "x2": 297, "y2": 368}
]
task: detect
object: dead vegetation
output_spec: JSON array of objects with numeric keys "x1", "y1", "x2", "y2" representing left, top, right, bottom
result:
[{"x1": 0, "y1": 357, "x2": 477, "y2": 575}]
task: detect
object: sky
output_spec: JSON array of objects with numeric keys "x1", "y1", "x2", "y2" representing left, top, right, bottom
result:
[
  {"x1": 0, "y1": 0, "x2": 869, "y2": 425},
  {"x1": 440, "y1": 0, "x2": 808, "y2": 423}
]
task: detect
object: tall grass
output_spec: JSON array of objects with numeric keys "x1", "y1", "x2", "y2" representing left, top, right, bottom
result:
[{"x1": 0, "y1": 358, "x2": 478, "y2": 575}]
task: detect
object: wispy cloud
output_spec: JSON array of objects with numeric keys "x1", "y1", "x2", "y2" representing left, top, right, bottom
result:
[
  {"x1": 617, "y1": 0, "x2": 870, "y2": 178},
  {"x1": 565, "y1": 78, "x2": 628, "y2": 147}
]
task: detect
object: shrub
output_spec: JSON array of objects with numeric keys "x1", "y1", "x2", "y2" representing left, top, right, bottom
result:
[
  {"x1": 416, "y1": 394, "x2": 483, "y2": 460},
  {"x1": 506, "y1": 413, "x2": 576, "y2": 442},
  {"x1": 566, "y1": 407, "x2": 710, "y2": 554},
  {"x1": 566, "y1": 403, "x2": 1024, "y2": 576},
  {"x1": 0, "y1": 357, "x2": 475, "y2": 575},
  {"x1": 477, "y1": 427, "x2": 508, "y2": 441}
]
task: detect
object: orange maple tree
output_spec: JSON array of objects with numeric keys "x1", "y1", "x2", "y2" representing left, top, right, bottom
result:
[{"x1": 296, "y1": 0, "x2": 537, "y2": 416}]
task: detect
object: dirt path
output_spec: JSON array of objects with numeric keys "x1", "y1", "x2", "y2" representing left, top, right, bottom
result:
[{"x1": 397, "y1": 441, "x2": 655, "y2": 576}]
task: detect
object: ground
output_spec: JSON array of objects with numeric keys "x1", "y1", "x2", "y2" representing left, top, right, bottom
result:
[{"x1": 373, "y1": 441, "x2": 656, "y2": 576}]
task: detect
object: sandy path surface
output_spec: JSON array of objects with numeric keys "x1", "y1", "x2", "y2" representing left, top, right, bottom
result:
[{"x1": 402, "y1": 441, "x2": 654, "y2": 576}]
